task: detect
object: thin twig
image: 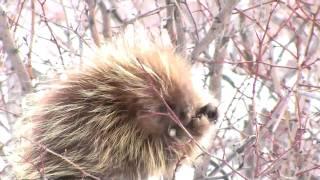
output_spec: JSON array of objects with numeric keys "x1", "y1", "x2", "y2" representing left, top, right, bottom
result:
[
  {"x1": 37, "y1": 0, "x2": 65, "y2": 67},
  {"x1": 26, "y1": 0, "x2": 35, "y2": 79}
]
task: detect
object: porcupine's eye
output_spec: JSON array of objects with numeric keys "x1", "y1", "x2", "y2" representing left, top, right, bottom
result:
[
  {"x1": 166, "y1": 104, "x2": 193, "y2": 137},
  {"x1": 179, "y1": 109, "x2": 192, "y2": 125},
  {"x1": 162, "y1": 103, "x2": 191, "y2": 124}
]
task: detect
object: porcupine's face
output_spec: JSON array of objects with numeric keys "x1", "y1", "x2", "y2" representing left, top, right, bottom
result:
[
  {"x1": 137, "y1": 81, "x2": 218, "y2": 140},
  {"x1": 130, "y1": 49, "x2": 219, "y2": 151},
  {"x1": 128, "y1": 53, "x2": 219, "y2": 176}
]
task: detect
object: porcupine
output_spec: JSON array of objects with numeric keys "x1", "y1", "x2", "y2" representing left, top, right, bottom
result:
[{"x1": 14, "y1": 39, "x2": 218, "y2": 180}]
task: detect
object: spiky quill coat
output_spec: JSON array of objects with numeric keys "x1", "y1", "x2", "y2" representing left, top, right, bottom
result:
[{"x1": 14, "y1": 41, "x2": 217, "y2": 180}]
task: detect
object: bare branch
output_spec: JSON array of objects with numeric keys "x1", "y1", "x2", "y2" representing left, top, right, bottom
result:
[
  {"x1": 0, "y1": 5, "x2": 32, "y2": 94},
  {"x1": 191, "y1": 0, "x2": 239, "y2": 61},
  {"x1": 174, "y1": 1, "x2": 186, "y2": 54},
  {"x1": 85, "y1": 0, "x2": 101, "y2": 46},
  {"x1": 98, "y1": 1, "x2": 112, "y2": 40},
  {"x1": 165, "y1": 0, "x2": 176, "y2": 46}
]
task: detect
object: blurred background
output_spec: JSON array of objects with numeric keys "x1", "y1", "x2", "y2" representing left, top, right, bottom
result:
[{"x1": 0, "y1": 0, "x2": 320, "y2": 179}]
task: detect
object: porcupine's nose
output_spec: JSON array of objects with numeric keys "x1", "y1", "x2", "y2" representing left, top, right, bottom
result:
[{"x1": 197, "y1": 103, "x2": 218, "y2": 123}]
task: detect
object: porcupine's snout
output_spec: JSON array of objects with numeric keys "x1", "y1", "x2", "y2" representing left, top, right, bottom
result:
[{"x1": 196, "y1": 103, "x2": 218, "y2": 123}]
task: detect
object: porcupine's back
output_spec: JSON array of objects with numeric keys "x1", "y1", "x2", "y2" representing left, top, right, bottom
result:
[{"x1": 14, "y1": 40, "x2": 218, "y2": 180}]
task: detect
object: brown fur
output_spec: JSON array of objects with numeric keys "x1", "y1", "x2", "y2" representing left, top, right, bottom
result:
[{"x1": 14, "y1": 41, "x2": 217, "y2": 179}]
